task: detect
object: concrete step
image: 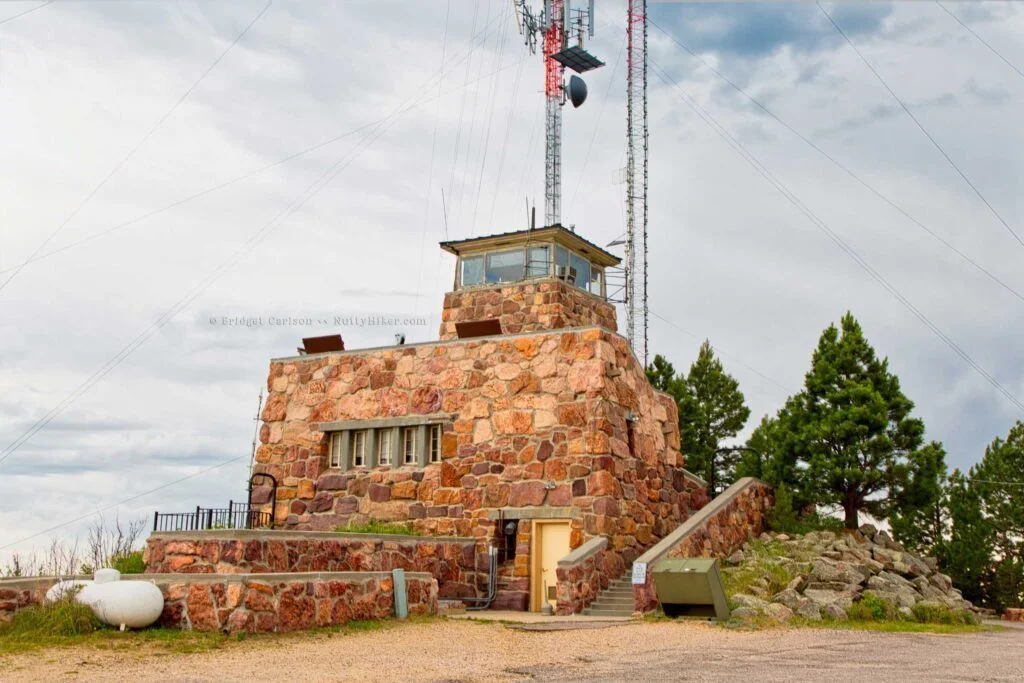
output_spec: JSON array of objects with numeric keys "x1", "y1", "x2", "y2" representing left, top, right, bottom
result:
[
  {"x1": 590, "y1": 596, "x2": 634, "y2": 606},
  {"x1": 583, "y1": 607, "x2": 632, "y2": 617}
]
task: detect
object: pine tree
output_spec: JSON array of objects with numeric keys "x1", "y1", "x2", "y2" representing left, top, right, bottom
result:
[
  {"x1": 939, "y1": 469, "x2": 996, "y2": 606},
  {"x1": 678, "y1": 340, "x2": 751, "y2": 495},
  {"x1": 769, "y1": 313, "x2": 937, "y2": 528}
]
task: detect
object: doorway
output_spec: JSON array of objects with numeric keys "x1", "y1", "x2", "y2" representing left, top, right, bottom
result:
[{"x1": 530, "y1": 520, "x2": 571, "y2": 612}]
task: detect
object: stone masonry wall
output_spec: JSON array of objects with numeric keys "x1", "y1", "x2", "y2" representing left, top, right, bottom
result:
[
  {"x1": 555, "y1": 537, "x2": 617, "y2": 615},
  {"x1": 254, "y1": 328, "x2": 703, "y2": 562},
  {"x1": 438, "y1": 278, "x2": 617, "y2": 340},
  {"x1": 254, "y1": 323, "x2": 708, "y2": 611},
  {"x1": 632, "y1": 478, "x2": 772, "y2": 613},
  {"x1": 144, "y1": 530, "x2": 482, "y2": 599},
  {"x1": 0, "y1": 572, "x2": 437, "y2": 633},
  {"x1": 159, "y1": 572, "x2": 437, "y2": 633}
]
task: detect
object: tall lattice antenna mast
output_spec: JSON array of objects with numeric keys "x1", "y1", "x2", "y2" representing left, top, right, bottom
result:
[
  {"x1": 514, "y1": 0, "x2": 603, "y2": 227},
  {"x1": 625, "y1": 0, "x2": 648, "y2": 365}
]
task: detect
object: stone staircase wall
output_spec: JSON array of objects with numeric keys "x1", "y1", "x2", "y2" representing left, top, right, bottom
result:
[{"x1": 631, "y1": 477, "x2": 773, "y2": 613}]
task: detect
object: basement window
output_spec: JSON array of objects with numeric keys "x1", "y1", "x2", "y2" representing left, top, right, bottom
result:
[
  {"x1": 428, "y1": 424, "x2": 442, "y2": 463},
  {"x1": 378, "y1": 429, "x2": 392, "y2": 465},
  {"x1": 329, "y1": 432, "x2": 344, "y2": 468},
  {"x1": 402, "y1": 427, "x2": 417, "y2": 465},
  {"x1": 352, "y1": 430, "x2": 366, "y2": 467}
]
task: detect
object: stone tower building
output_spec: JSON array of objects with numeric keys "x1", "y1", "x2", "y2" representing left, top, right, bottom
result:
[{"x1": 251, "y1": 225, "x2": 707, "y2": 611}]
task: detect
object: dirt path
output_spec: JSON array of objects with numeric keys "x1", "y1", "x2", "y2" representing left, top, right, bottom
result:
[{"x1": 2, "y1": 620, "x2": 1022, "y2": 682}]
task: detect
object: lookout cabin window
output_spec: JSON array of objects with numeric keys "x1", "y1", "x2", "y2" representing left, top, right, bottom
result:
[{"x1": 457, "y1": 241, "x2": 605, "y2": 297}]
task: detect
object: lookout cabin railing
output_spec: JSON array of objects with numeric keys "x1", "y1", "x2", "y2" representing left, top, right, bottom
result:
[{"x1": 152, "y1": 501, "x2": 272, "y2": 533}]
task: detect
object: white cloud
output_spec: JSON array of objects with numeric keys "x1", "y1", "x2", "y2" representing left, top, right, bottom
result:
[{"x1": 0, "y1": 0, "x2": 1022, "y2": 563}]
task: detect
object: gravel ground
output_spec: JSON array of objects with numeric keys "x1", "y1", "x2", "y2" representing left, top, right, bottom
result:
[{"x1": 1, "y1": 620, "x2": 1022, "y2": 682}]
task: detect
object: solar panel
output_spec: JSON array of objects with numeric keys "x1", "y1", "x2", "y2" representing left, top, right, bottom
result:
[{"x1": 550, "y1": 45, "x2": 605, "y2": 74}]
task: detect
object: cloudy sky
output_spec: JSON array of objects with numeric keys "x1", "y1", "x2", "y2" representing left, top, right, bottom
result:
[{"x1": 0, "y1": 1, "x2": 1021, "y2": 564}]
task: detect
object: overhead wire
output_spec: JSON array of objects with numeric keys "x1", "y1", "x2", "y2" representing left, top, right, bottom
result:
[
  {"x1": 0, "y1": 11, "x2": 511, "y2": 470},
  {"x1": 817, "y1": 1, "x2": 1024, "y2": 252},
  {"x1": 0, "y1": 0, "x2": 54, "y2": 27},
  {"x1": 647, "y1": 16, "x2": 1024, "y2": 306},
  {"x1": 0, "y1": 0, "x2": 273, "y2": 296},
  {"x1": 935, "y1": 1, "x2": 1024, "y2": 80},
  {"x1": 648, "y1": 56, "x2": 1024, "y2": 415},
  {"x1": 0, "y1": 24, "x2": 524, "y2": 279}
]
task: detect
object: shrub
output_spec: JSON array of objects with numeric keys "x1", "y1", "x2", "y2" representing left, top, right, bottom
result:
[
  {"x1": 767, "y1": 485, "x2": 800, "y2": 532},
  {"x1": 911, "y1": 603, "x2": 977, "y2": 625},
  {"x1": 335, "y1": 521, "x2": 420, "y2": 536},
  {"x1": 110, "y1": 550, "x2": 146, "y2": 574},
  {"x1": 0, "y1": 600, "x2": 102, "y2": 639},
  {"x1": 847, "y1": 593, "x2": 900, "y2": 622}
]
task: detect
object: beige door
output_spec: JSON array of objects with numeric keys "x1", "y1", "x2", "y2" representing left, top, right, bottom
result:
[{"x1": 531, "y1": 521, "x2": 571, "y2": 612}]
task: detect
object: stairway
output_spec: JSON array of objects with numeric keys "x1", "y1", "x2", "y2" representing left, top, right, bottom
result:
[{"x1": 581, "y1": 571, "x2": 634, "y2": 617}]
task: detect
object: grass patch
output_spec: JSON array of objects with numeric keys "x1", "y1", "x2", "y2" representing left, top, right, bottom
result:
[
  {"x1": 722, "y1": 540, "x2": 797, "y2": 602},
  {"x1": 334, "y1": 521, "x2": 421, "y2": 536},
  {"x1": 0, "y1": 609, "x2": 421, "y2": 658},
  {"x1": 847, "y1": 593, "x2": 901, "y2": 622},
  {"x1": 796, "y1": 617, "x2": 993, "y2": 635}
]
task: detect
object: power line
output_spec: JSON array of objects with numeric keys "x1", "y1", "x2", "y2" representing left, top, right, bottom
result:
[
  {"x1": 0, "y1": 455, "x2": 249, "y2": 552},
  {"x1": 0, "y1": 0, "x2": 273, "y2": 296},
  {"x1": 647, "y1": 17, "x2": 1024, "y2": 306},
  {"x1": 0, "y1": 24, "x2": 523, "y2": 279},
  {"x1": 648, "y1": 57, "x2": 1024, "y2": 416},
  {"x1": 0, "y1": 13, "x2": 510, "y2": 470},
  {"x1": 648, "y1": 310, "x2": 797, "y2": 395},
  {"x1": 0, "y1": 0, "x2": 53, "y2": 27},
  {"x1": 817, "y1": 1, "x2": 1024, "y2": 253},
  {"x1": 935, "y1": 1, "x2": 1024, "y2": 80}
]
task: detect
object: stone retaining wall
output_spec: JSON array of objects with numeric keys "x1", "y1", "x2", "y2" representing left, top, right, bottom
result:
[
  {"x1": 144, "y1": 530, "x2": 482, "y2": 599},
  {"x1": 555, "y1": 536, "x2": 620, "y2": 615},
  {"x1": 1, "y1": 571, "x2": 438, "y2": 632},
  {"x1": 632, "y1": 477, "x2": 773, "y2": 613}
]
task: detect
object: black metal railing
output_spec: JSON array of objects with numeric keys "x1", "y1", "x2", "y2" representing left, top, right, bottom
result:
[{"x1": 152, "y1": 500, "x2": 272, "y2": 532}]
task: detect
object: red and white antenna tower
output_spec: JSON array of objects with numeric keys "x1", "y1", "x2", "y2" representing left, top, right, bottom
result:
[
  {"x1": 514, "y1": 0, "x2": 603, "y2": 227},
  {"x1": 625, "y1": 0, "x2": 648, "y2": 365}
]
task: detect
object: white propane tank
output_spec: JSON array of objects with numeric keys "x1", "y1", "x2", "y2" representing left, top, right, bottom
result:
[
  {"x1": 45, "y1": 579, "x2": 92, "y2": 603},
  {"x1": 75, "y1": 571, "x2": 165, "y2": 629}
]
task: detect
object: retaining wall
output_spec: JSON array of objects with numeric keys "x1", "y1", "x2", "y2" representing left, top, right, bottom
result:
[
  {"x1": 144, "y1": 529, "x2": 482, "y2": 598},
  {"x1": 0, "y1": 571, "x2": 438, "y2": 632},
  {"x1": 631, "y1": 477, "x2": 773, "y2": 613},
  {"x1": 555, "y1": 536, "x2": 619, "y2": 615}
]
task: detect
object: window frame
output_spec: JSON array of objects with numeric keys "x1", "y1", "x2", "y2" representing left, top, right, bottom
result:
[
  {"x1": 484, "y1": 248, "x2": 526, "y2": 284},
  {"x1": 378, "y1": 428, "x2": 392, "y2": 466},
  {"x1": 402, "y1": 427, "x2": 417, "y2": 465},
  {"x1": 428, "y1": 424, "x2": 442, "y2": 463},
  {"x1": 329, "y1": 432, "x2": 344, "y2": 468},
  {"x1": 352, "y1": 430, "x2": 366, "y2": 467}
]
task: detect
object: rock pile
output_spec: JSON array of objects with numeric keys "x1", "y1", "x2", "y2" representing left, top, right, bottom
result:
[{"x1": 724, "y1": 525, "x2": 974, "y2": 623}]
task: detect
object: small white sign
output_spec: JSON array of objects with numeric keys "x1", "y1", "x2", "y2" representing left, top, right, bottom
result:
[{"x1": 631, "y1": 562, "x2": 648, "y2": 585}]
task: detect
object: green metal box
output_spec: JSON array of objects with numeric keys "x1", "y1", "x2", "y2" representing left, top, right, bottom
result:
[{"x1": 652, "y1": 558, "x2": 731, "y2": 620}]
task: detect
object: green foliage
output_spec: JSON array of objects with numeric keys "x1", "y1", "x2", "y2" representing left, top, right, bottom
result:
[
  {"x1": 646, "y1": 342, "x2": 750, "y2": 495},
  {"x1": 847, "y1": 593, "x2": 899, "y2": 622},
  {"x1": 335, "y1": 521, "x2": 420, "y2": 536},
  {"x1": 0, "y1": 600, "x2": 102, "y2": 643},
  {"x1": 766, "y1": 485, "x2": 800, "y2": 532},
  {"x1": 721, "y1": 540, "x2": 796, "y2": 600},
  {"x1": 750, "y1": 313, "x2": 944, "y2": 529},
  {"x1": 109, "y1": 550, "x2": 146, "y2": 574},
  {"x1": 911, "y1": 602, "x2": 977, "y2": 626}
]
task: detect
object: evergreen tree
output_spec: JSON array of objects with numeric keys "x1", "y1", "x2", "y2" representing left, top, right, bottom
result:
[
  {"x1": 767, "y1": 313, "x2": 937, "y2": 529},
  {"x1": 973, "y1": 421, "x2": 1024, "y2": 608},
  {"x1": 646, "y1": 344, "x2": 751, "y2": 495},
  {"x1": 939, "y1": 469, "x2": 996, "y2": 606},
  {"x1": 678, "y1": 341, "x2": 751, "y2": 495},
  {"x1": 889, "y1": 441, "x2": 948, "y2": 554}
]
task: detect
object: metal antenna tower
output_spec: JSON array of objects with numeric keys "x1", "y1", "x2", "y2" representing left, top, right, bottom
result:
[
  {"x1": 514, "y1": 1, "x2": 603, "y2": 227},
  {"x1": 625, "y1": 0, "x2": 648, "y2": 365}
]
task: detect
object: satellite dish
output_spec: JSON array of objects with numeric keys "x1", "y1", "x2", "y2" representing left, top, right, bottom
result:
[{"x1": 567, "y1": 75, "x2": 588, "y2": 108}]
